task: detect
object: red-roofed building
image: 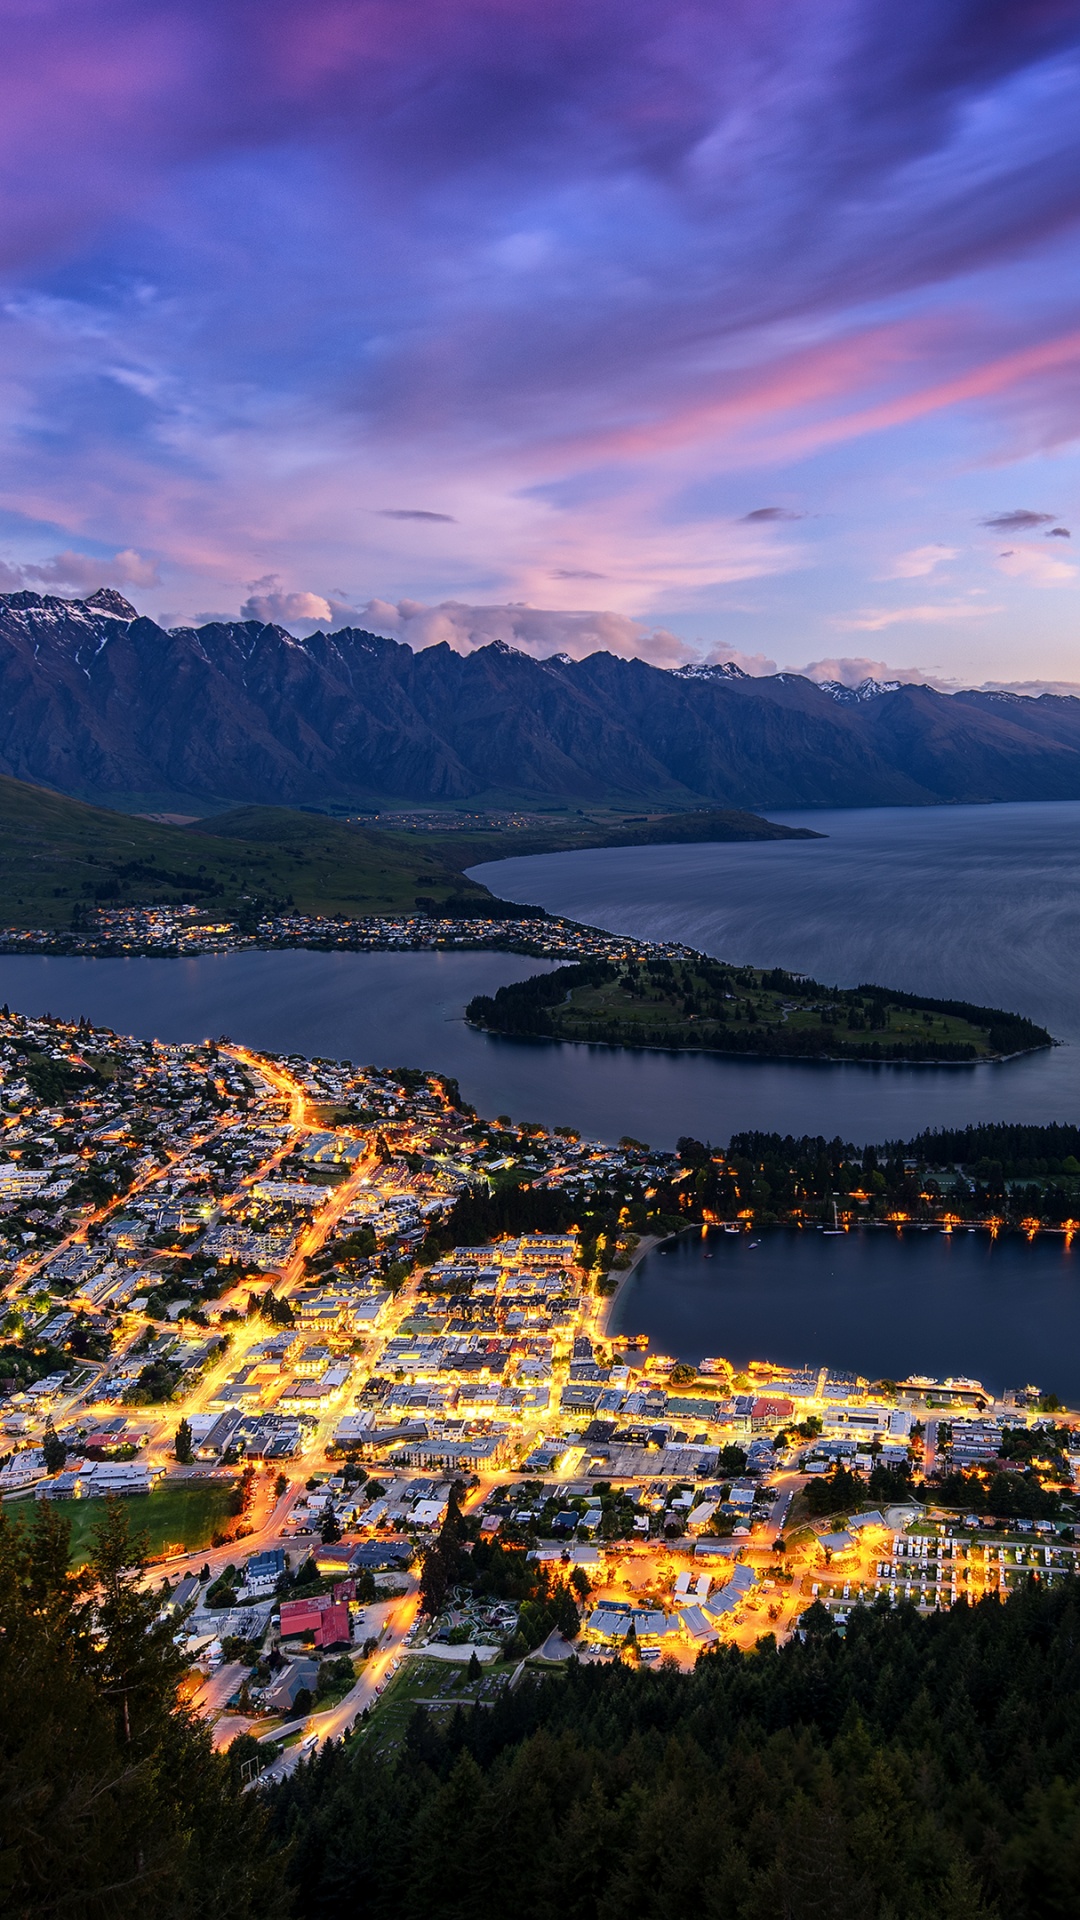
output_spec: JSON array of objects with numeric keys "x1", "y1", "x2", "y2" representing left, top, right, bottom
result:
[
  {"x1": 279, "y1": 1595, "x2": 332, "y2": 1637},
  {"x1": 751, "y1": 1396, "x2": 795, "y2": 1431},
  {"x1": 314, "y1": 1601, "x2": 351, "y2": 1648}
]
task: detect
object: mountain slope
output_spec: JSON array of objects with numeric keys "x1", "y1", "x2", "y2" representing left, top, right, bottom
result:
[
  {"x1": 3, "y1": 589, "x2": 1080, "y2": 810},
  {"x1": 0, "y1": 775, "x2": 497, "y2": 927}
]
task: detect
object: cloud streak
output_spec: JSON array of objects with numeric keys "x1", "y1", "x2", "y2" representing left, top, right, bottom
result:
[{"x1": 0, "y1": 2, "x2": 1079, "y2": 681}]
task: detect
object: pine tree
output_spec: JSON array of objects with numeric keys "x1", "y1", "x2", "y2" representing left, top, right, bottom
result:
[
  {"x1": 174, "y1": 1416, "x2": 193, "y2": 1464},
  {"x1": 0, "y1": 1497, "x2": 289, "y2": 1918},
  {"x1": 41, "y1": 1415, "x2": 66, "y2": 1474}
]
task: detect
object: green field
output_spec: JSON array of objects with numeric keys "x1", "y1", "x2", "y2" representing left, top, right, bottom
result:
[
  {"x1": 0, "y1": 777, "x2": 496, "y2": 928},
  {"x1": 0, "y1": 774, "x2": 819, "y2": 932},
  {"x1": 7, "y1": 1479, "x2": 238, "y2": 1567},
  {"x1": 423, "y1": 805, "x2": 818, "y2": 866}
]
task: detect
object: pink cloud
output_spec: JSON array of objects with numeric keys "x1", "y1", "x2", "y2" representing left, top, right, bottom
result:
[
  {"x1": 361, "y1": 597, "x2": 693, "y2": 665},
  {"x1": 835, "y1": 601, "x2": 1002, "y2": 632},
  {"x1": 9, "y1": 548, "x2": 160, "y2": 591}
]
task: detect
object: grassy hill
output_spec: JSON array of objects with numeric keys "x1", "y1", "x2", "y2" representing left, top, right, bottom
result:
[
  {"x1": 0, "y1": 780, "x2": 818, "y2": 930},
  {"x1": 467, "y1": 952, "x2": 1053, "y2": 1063},
  {"x1": 0, "y1": 778, "x2": 497, "y2": 928}
]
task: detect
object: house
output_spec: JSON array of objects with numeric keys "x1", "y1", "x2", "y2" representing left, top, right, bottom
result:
[
  {"x1": 751, "y1": 1396, "x2": 794, "y2": 1432},
  {"x1": 280, "y1": 1594, "x2": 335, "y2": 1636},
  {"x1": 818, "y1": 1530, "x2": 858, "y2": 1563},
  {"x1": 685, "y1": 1501, "x2": 718, "y2": 1535},
  {"x1": 584, "y1": 1603, "x2": 679, "y2": 1648},
  {"x1": 264, "y1": 1656, "x2": 320, "y2": 1714},
  {"x1": 244, "y1": 1548, "x2": 286, "y2": 1592},
  {"x1": 703, "y1": 1564, "x2": 758, "y2": 1619},
  {"x1": 694, "y1": 1537, "x2": 741, "y2": 1560},
  {"x1": 678, "y1": 1603, "x2": 719, "y2": 1644},
  {"x1": 162, "y1": 1573, "x2": 202, "y2": 1617},
  {"x1": 314, "y1": 1540, "x2": 367, "y2": 1577}
]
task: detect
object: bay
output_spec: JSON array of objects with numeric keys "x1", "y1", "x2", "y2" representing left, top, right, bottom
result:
[
  {"x1": 469, "y1": 798, "x2": 1080, "y2": 1140},
  {"x1": 611, "y1": 1225, "x2": 1080, "y2": 1402},
  {"x1": 2, "y1": 800, "x2": 1079, "y2": 1151}
]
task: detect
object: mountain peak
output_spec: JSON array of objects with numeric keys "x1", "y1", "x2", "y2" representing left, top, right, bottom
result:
[
  {"x1": 674, "y1": 661, "x2": 749, "y2": 681},
  {"x1": 819, "y1": 677, "x2": 901, "y2": 704},
  {"x1": 83, "y1": 587, "x2": 138, "y2": 620},
  {"x1": 0, "y1": 596, "x2": 1077, "y2": 810}
]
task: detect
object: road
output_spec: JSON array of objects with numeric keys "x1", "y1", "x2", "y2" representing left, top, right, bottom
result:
[
  {"x1": 763, "y1": 1485, "x2": 795, "y2": 1544},
  {"x1": 254, "y1": 1582, "x2": 421, "y2": 1780}
]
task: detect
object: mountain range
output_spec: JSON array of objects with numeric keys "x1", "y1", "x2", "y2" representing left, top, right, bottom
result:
[{"x1": 4, "y1": 587, "x2": 1080, "y2": 812}]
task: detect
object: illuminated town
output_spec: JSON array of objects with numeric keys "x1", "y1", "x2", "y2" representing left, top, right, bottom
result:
[
  {"x1": 1, "y1": 1004, "x2": 1078, "y2": 1775},
  {"x1": 0, "y1": 903, "x2": 697, "y2": 963}
]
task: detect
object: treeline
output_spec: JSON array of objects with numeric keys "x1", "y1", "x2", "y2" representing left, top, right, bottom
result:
[
  {"x1": 269, "y1": 1578, "x2": 1080, "y2": 1919},
  {"x1": 0, "y1": 1499, "x2": 285, "y2": 1919},
  {"x1": 670, "y1": 1123, "x2": 1080, "y2": 1225},
  {"x1": 466, "y1": 958, "x2": 613, "y2": 1035},
  {"x1": 898, "y1": 1121, "x2": 1080, "y2": 1177}
]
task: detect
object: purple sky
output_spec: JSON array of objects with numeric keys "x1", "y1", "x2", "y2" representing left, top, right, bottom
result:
[{"x1": 2, "y1": 0, "x2": 1080, "y2": 686}]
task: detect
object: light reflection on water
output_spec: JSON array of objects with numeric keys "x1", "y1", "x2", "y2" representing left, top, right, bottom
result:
[{"x1": 612, "y1": 1224, "x2": 1080, "y2": 1402}]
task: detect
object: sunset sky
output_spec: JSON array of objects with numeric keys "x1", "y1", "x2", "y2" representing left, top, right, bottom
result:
[{"x1": 2, "y1": 1, "x2": 1080, "y2": 686}]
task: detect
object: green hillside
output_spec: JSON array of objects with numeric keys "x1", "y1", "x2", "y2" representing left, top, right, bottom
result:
[
  {"x1": 0, "y1": 777, "x2": 496, "y2": 927},
  {"x1": 468, "y1": 951, "x2": 1053, "y2": 1062},
  {"x1": 417, "y1": 804, "x2": 819, "y2": 867},
  {"x1": 0, "y1": 780, "x2": 820, "y2": 930}
]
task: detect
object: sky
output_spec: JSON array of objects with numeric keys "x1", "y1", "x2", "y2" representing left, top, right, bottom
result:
[{"x1": 2, "y1": 1, "x2": 1080, "y2": 689}]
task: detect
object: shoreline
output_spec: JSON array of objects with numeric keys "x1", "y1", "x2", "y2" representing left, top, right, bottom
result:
[
  {"x1": 595, "y1": 1233, "x2": 663, "y2": 1339},
  {"x1": 465, "y1": 1018, "x2": 1049, "y2": 1070}
]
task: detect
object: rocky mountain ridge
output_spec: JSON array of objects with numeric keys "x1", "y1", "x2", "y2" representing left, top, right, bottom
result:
[{"x1": 2, "y1": 589, "x2": 1080, "y2": 811}]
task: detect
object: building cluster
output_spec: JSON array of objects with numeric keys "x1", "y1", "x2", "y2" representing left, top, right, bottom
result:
[
  {"x1": 0, "y1": 1011, "x2": 673, "y2": 1500},
  {"x1": 0, "y1": 904, "x2": 697, "y2": 966},
  {"x1": 2, "y1": 1001, "x2": 1080, "y2": 1743}
]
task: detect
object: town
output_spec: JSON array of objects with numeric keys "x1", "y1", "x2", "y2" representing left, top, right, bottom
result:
[
  {"x1": 1, "y1": 1005, "x2": 1079, "y2": 1774},
  {"x1": 0, "y1": 902, "x2": 697, "y2": 964}
]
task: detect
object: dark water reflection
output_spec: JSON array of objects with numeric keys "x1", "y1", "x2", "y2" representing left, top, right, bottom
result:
[
  {"x1": 3, "y1": 801, "x2": 1080, "y2": 1151},
  {"x1": 612, "y1": 1225, "x2": 1080, "y2": 1401}
]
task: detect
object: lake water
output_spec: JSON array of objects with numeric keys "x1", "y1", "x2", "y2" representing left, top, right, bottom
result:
[
  {"x1": 1, "y1": 798, "x2": 1079, "y2": 1153},
  {"x1": 9, "y1": 799, "x2": 1080, "y2": 1387},
  {"x1": 611, "y1": 1225, "x2": 1080, "y2": 1402},
  {"x1": 470, "y1": 798, "x2": 1080, "y2": 1140}
]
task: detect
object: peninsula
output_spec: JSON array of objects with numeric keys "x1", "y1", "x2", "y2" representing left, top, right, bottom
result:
[{"x1": 466, "y1": 952, "x2": 1052, "y2": 1064}]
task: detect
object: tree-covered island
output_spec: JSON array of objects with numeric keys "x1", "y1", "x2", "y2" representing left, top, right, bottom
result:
[{"x1": 467, "y1": 952, "x2": 1052, "y2": 1063}]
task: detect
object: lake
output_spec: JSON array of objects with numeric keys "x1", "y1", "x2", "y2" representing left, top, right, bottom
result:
[
  {"x1": 7, "y1": 797, "x2": 1079, "y2": 1390},
  {"x1": 611, "y1": 1225, "x2": 1080, "y2": 1402},
  {"x1": 470, "y1": 798, "x2": 1080, "y2": 1139},
  {"x1": 2, "y1": 800, "x2": 1079, "y2": 1149}
]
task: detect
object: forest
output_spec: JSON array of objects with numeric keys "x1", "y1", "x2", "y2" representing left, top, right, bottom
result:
[
  {"x1": 13, "y1": 1486, "x2": 1080, "y2": 1919},
  {"x1": 670, "y1": 1123, "x2": 1080, "y2": 1227},
  {"x1": 0, "y1": 1500, "x2": 285, "y2": 1920},
  {"x1": 270, "y1": 1575, "x2": 1080, "y2": 1920}
]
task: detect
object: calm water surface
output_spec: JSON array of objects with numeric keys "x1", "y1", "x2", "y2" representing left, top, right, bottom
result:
[
  {"x1": 3, "y1": 801, "x2": 1080, "y2": 1150},
  {"x1": 6, "y1": 798, "x2": 1078, "y2": 1384},
  {"x1": 612, "y1": 1225, "x2": 1080, "y2": 1401},
  {"x1": 471, "y1": 798, "x2": 1080, "y2": 1138}
]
